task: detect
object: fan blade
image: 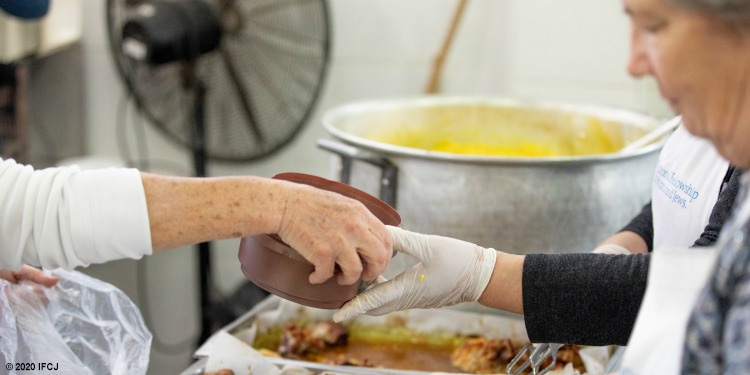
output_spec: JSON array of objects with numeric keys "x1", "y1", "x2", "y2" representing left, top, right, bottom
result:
[
  {"x1": 219, "y1": 46, "x2": 265, "y2": 143},
  {"x1": 237, "y1": 32, "x2": 320, "y2": 98},
  {"x1": 246, "y1": 42, "x2": 312, "y2": 117}
]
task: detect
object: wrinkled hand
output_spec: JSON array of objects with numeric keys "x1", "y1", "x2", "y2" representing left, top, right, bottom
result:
[
  {"x1": 333, "y1": 226, "x2": 497, "y2": 322},
  {"x1": 277, "y1": 183, "x2": 392, "y2": 285},
  {"x1": 0, "y1": 265, "x2": 59, "y2": 287}
]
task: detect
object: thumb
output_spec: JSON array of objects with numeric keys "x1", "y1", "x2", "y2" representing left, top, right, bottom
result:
[
  {"x1": 387, "y1": 226, "x2": 430, "y2": 261},
  {"x1": 333, "y1": 276, "x2": 406, "y2": 322}
]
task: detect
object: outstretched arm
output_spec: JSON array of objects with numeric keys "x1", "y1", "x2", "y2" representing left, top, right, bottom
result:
[
  {"x1": 142, "y1": 173, "x2": 392, "y2": 284},
  {"x1": 336, "y1": 226, "x2": 650, "y2": 346},
  {"x1": 0, "y1": 159, "x2": 391, "y2": 284}
]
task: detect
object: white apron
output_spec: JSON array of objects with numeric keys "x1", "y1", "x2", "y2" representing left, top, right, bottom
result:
[
  {"x1": 651, "y1": 117, "x2": 728, "y2": 249},
  {"x1": 618, "y1": 247, "x2": 719, "y2": 375}
]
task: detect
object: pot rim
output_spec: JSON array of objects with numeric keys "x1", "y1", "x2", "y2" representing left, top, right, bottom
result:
[{"x1": 322, "y1": 96, "x2": 666, "y2": 166}]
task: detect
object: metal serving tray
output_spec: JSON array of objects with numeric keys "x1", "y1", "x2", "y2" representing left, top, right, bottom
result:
[
  {"x1": 180, "y1": 295, "x2": 621, "y2": 375},
  {"x1": 180, "y1": 295, "x2": 522, "y2": 375}
]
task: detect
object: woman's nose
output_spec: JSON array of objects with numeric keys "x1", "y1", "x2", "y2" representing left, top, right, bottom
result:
[
  {"x1": 628, "y1": 53, "x2": 651, "y2": 77},
  {"x1": 627, "y1": 29, "x2": 651, "y2": 77}
]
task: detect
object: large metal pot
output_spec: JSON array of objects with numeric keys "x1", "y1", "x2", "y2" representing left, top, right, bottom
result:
[{"x1": 318, "y1": 97, "x2": 663, "y2": 266}]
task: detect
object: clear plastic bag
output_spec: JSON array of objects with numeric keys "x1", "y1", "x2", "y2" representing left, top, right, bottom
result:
[{"x1": 0, "y1": 269, "x2": 152, "y2": 375}]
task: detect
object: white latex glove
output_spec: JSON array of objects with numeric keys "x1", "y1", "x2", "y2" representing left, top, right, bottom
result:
[
  {"x1": 592, "y1": 244, "x2": 631, "y2": 255},
  {"x1": 333, "y1": 226, "x2": 497, "y2": 322}
]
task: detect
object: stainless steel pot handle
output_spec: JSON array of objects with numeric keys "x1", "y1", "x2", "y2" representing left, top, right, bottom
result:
[{"x1": 316, "y1": 138, "x2": 398, "y2": 207}]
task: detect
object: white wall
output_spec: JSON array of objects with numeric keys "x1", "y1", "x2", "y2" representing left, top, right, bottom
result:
[{"x1": 76, "y1": 1, "x2": 672, "y2": 374}]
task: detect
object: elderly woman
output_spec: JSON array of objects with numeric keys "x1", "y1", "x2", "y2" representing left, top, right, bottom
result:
[{"x1": 336, "y1": 0, "x2": 750, "y2": 373}]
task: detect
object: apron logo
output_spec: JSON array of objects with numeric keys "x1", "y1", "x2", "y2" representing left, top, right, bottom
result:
[{"x1": 654, "y1": 165, "x2": 700, "y2": 209}]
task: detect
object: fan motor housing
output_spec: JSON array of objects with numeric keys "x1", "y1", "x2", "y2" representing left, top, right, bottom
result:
[{"x1": 121, "y1": 0, "x2": 221, "y2": 65}]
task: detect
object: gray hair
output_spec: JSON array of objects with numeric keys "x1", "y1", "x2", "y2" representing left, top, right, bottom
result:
[{"x1": 670, "y1": 0, "x2": 750, "y2": 22}]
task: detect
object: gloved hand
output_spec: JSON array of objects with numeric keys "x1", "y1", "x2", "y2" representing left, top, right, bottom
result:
[
  {"x1": 333, "y1": 226, "x2": 497, "y2": 322},
  {"x1": 592, "y1": 244, "x2": 631, "y2": 255}
]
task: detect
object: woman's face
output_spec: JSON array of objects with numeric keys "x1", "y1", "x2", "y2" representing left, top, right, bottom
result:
[{"x1": 624, "y1": 0, "x2": 750, "y2": 168}]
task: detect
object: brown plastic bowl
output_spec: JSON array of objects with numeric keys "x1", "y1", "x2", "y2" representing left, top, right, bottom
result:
[{"x1": 238, "y1": 172, "x2": 401, "y2": 309}]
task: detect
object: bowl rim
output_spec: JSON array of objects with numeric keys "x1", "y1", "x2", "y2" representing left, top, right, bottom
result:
[{"x1": 272, "y1": 172, "x2": 401, "y2": 227}]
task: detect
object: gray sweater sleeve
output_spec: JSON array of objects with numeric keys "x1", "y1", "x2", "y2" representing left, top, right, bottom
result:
[
  {"x1": 621, "y1": 202, "x2": 655, "y2": 251},
  {"x1": 692, "y1": 165, "x2": 741, "y2": 247},
  {"x1": 522, "y1": 253, "x2": 650, "y2": 346}
]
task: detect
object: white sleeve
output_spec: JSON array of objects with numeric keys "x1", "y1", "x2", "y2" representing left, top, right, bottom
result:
[{"x1": 0, "y1": 158, "x2": 153, "y2": 270}]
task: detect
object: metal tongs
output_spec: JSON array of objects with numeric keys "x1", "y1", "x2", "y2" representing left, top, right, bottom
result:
[{"x1": 507, "y1": 343, "x2": 562, "y2": 375}]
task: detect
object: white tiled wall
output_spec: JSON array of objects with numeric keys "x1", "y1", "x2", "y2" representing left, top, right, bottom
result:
[{"x1": 73, "y1": 1, "x2": 672, "y2": 374}]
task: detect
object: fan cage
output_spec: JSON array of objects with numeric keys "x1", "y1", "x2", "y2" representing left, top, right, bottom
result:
[{"x1": 107, "y1": 0, "x2": 332, "y2": 162}]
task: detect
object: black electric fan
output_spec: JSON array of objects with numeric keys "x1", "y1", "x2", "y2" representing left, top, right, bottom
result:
[{"x1": 106, "y1": 0, "x2": 330, "y2": 345}]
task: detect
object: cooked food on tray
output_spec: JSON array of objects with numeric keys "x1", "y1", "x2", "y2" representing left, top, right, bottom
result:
[
  {"x1": 278, "y1": 321, "x2": 349, "y2": 359},
  {"x1": 253, "y1": 320, "x2": 585, "y2": 374},
  {"x1": 451, "y1": 337, "x2": 584, "y2": 374}
]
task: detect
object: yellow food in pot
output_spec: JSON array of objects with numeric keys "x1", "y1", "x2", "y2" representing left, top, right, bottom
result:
[
  {"x1": 430, "y1": 140, "x2": 556, "y2": 157},
  {"x1": 364, "y1": 119, "x2": 619, "y2": 157}
]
